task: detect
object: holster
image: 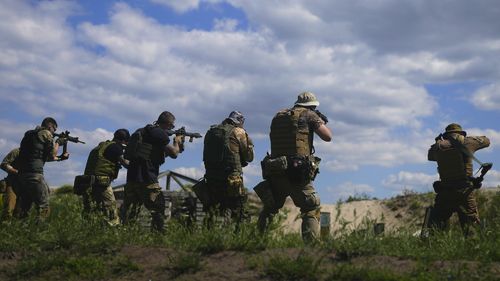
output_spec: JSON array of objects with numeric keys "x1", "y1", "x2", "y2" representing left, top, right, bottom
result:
[
  {"x1": 287, "y1": 155, "x2": 311, "y2": 184},
  {"x1": 253, "y1": 180, "x2": 276, "y2": 209},
  {"x1": 191, "y1": 178, "x2": 212, "y2": 206},
  {"x1": 73, "y1": 175, "x2": 94, "y2": 195}
]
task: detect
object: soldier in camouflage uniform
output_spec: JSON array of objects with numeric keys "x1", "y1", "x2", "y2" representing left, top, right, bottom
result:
[
  {"x1": 1, "y1": 147, "x2": 20, "y2": 220},
  {"x1": 121, "y1": 111, "x2": 184, "y2": 232},
  {"x1": 255, "y1": 92, "x2": 332, "y2": 243},
  {"x1": 427, "y1": 123, "x2": 490, "y2": 235},
  {"x1": 202, "y1": 111, "x2": 254, "y2": 227},
  {"x1": 80, "y1": 129, "x2": 130, "y2": 226},
  {"x1": 17, "y1": 117, "x2": 70, "y2": 221}
]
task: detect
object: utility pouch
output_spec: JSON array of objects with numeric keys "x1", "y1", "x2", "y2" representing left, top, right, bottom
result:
[
  {"x1": 0, "y1": 178, "x2": 6, "y2": 193},
  {"x1": 227, "y1": 174, "x2": 244, "y2": 197},
  {"x1": 191, "y1": 178, "x2": 211, "y2": 206},
  {"x1": 73, "y1": 175, "x2": 94, "y2": 195},
  {"x1": 261, "y1": 155, "x2": 288, "y2": 179},
  {"x1": 432, "y1": 181, "x2": 443, "y2": 193},
  {"x1": 309, "y1": 156, "x2": 321, "y2": 181},
  {"x1": 94, "y1": 176, "x2": 112, "y2": 187},
  {"x1": 287, "y1": 155, "x2": 311, "y2": 184},
  {"x1": 253, "y1": 180, "x2": 276, "y2": 209}
]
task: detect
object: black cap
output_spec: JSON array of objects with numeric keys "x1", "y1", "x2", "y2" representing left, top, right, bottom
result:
[{"x1": 113, "y1": 128, "x2": 130, "y2": 142}]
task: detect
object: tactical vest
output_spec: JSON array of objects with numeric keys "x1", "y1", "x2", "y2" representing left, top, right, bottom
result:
[
  {"x1": 270, "y1": 107, "x2": 311, "y2": 158},
  {"x1": 19, "y1": 128, "x2": 51, "y2": 173},
  {"x1": 125, "y1": 125, "x2": 165, "y2": 165},
  {"x1": 436, "y1": 142, "x2": 468, "y2": 182},
  {"x1": 84, "y1": 141, "x2": 120, "y2": 179},
  {"x1": 203, "y1": 123, "x2": 242, "y2": 179}
]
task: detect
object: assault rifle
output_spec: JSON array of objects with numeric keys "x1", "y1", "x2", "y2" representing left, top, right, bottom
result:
[
  {"x1": 54, "y1": 130, "x2": 85, "y2": 159},
  {"x1": 167, "y1": 127, "x2": 202, "y2": 153},
  {"x1": 167, "y1": 127, "x2": 202, "y2": 142},
  {"x1": 314, "y1": 109, "x2": 329, "y2": 124}
]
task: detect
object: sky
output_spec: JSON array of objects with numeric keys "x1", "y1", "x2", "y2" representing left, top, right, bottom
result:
[{"x1": 0, "y1": 0, "x2": 499, "y2": 203}]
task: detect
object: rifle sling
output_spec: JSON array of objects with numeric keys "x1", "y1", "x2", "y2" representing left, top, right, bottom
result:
[{"x1": 447, "y1": 136, "x2": 484, "y2": 166}]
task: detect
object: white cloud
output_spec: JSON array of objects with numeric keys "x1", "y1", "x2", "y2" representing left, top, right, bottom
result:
[
  {"x1": 173, "y1": 165, "x2": 205, "y2": 180},
  {"x1": 150, "y1": 0, "x2": 201, "y2": 13},
  {"x1": 213, "y1": 18, "x2": 239, "y2": 32},
  {"x1": 382, "y1": 171, "x2": 436, "y2": 193},
  {"x1": 471, "y1": 83, "x2": 500, "y2": 111}
]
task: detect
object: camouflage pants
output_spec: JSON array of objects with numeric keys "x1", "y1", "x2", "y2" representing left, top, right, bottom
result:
[
  {"x1": 429, "y1": 186, "x2": 479, "y2": 236},
  {"x1": 17, "y1": 173, "x2": 50, "y2": 221},
  {"x1": 1, "y1": 178, "x2": 19, "y2": 220},
  {"x1": 257, "y1": 174, "x2": 321, "y2": 243},
  {"x1": 120, "y1": 182, "x2": 165, "y2": 232},
  {"x1": 82, "y1": 183, "x2": 119, "y2": 226},
  {"x1": 204, "y1": 178, "x2": 247, "y2": 228}
]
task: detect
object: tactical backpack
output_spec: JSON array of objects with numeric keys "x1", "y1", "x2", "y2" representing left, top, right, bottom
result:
[
  {"x1": 203, "y1": 123, "x2": 242, "y2": 180},
  {"x1": 436, "y1": 145, "x2": 468, "y2": 182}
]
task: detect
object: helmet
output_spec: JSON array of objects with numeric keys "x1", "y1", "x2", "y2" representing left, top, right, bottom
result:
[
  {"x1": 445, "y1": 123, "x2": 466, "y2": 135},
  {"x1": 228, "y1": 111, "x2": 245, "y2": 125},
  {"x1": 295, "y1": 91, "x2": 319, "y2": 107}
]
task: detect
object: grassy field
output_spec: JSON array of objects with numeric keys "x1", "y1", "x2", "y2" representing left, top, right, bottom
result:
[{"x1": 1, "y1": 187, "x2": 500, "y2": 280}]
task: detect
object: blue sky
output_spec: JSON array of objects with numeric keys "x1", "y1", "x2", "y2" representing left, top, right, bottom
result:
[{"x1": 0, "y1": 0, "x2": 499, "y2": 203}]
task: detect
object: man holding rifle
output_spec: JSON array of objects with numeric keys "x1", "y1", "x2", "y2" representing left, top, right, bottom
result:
[
  {"x1": 121, "y1": 111, "x2": 185, "y2": 232},
  {"x1": 427, "y1": 123, "x2": 491, "y2": 236},
  {"x1": 17, "y1": 117, "x2": 70, "y2": 222},
  {"x1": 75, "y1": 129, "x2": 130, "y2": 226}
]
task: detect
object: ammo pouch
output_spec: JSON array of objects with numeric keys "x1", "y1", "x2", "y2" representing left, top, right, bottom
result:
[
  {"x1": 93, "y1": 176, "x2": 112, "y2": 187},
  {"x1": 0, "y1": 178, "x2": 6, "y2": 193},
  {"x1": 261, "y1": 155, "x2": 288, "y2": 179},
  {"x1": 73, "y1": 175, "x2": 94, "y2": 195},
  {"x1": 432, "y1": 181, "x2": 443, "y2": 193}
]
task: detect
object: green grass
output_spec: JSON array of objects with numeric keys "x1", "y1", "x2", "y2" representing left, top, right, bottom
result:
[{"x1": 2, "y1": 187, "x2": 500, "y2": 280}]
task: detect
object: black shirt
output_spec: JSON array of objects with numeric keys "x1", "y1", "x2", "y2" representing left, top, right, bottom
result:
[{"x1": 126, "y1": 125, "x2": 170, "y2": 184}]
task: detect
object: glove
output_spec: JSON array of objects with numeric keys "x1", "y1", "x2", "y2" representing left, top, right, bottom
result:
[{"x1": 472, "y1": 178, "x2": 482, "y2": 189}]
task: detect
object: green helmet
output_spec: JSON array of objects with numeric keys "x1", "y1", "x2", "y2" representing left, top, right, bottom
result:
[
  {"x1": 445, "y1": 123, "x2": 465, "y2": 135},
  {"x1": 295, "y1": 91, "x2": 319, "y2": 107}
]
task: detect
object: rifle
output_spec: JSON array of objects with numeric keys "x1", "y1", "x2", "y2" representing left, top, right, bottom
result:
[
  {"x1": 167, "y1": 127, "x2": 202, "y2": 153},
  {"x1": 166, "y1": 127, "x2": 202, "y2": 142},
  {"x1": 53, "y1": 130, "x2": 85, "y2": 159},
  {"x1": 314, "y1": 109, "x2": 329, "y2": 124}
]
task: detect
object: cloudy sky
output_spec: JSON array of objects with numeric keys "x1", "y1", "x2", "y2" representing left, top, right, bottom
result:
[{"x1": 0, "y1": 0, "x2": 499, "y2": 203}]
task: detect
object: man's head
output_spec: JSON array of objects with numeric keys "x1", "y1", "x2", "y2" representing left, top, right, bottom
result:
[
  {"x1": 444, "y1": 123, "x2": 466, "y2": 137},
  {"x1": 295, "y1": 91, "x2": 319, "y2": 108},
  {"x1": 113, "y1": 128, "x2": 130, "y2": 144},
  {"x1": 41, "y1": 117, "x2": 58, "y2": 133},
  {"x1": 227, "y1": 111, "x2": 245, "y2": 126},
  {"x1": 156, "y1": 111, "x2": 176, "y2": 130}
]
